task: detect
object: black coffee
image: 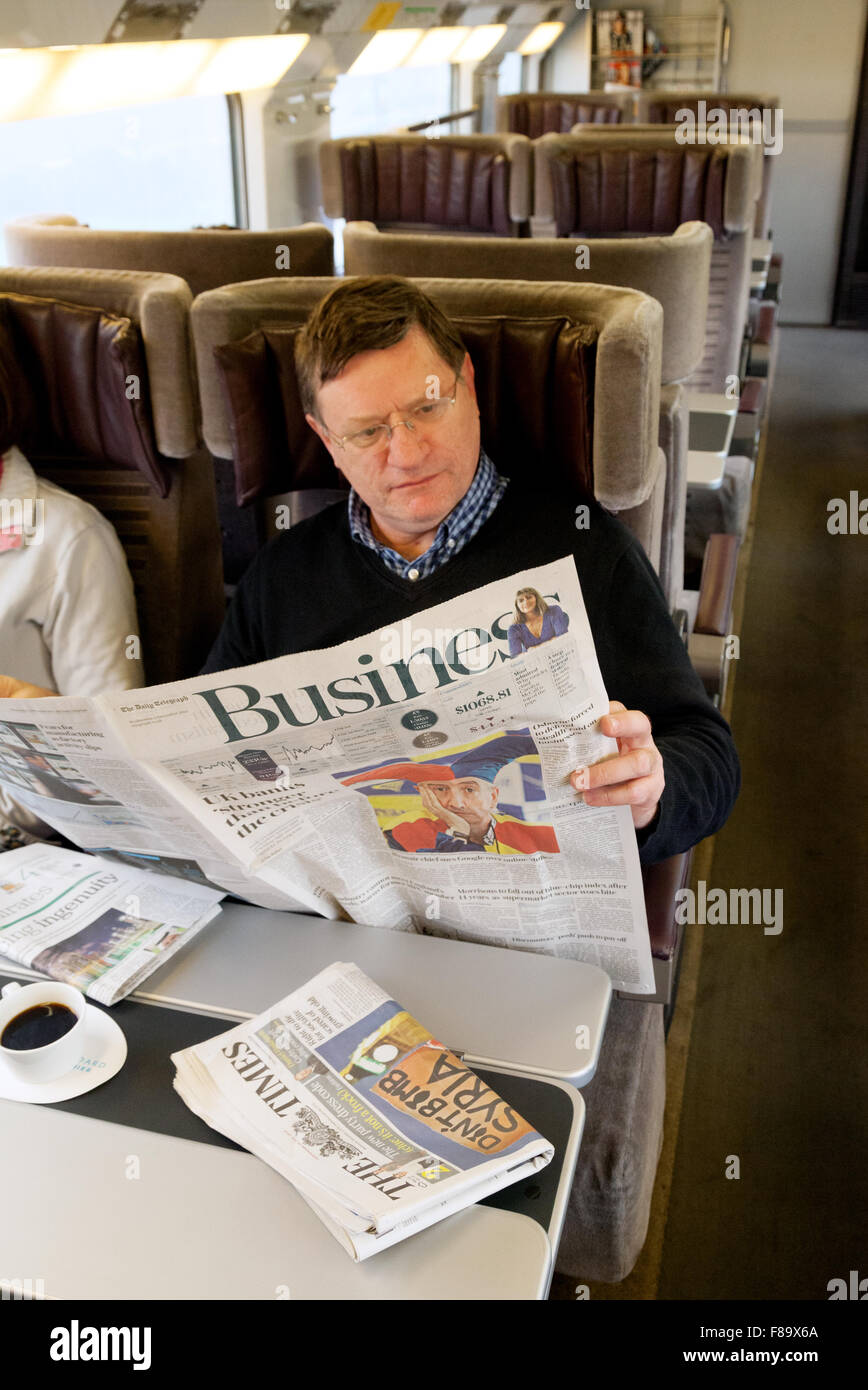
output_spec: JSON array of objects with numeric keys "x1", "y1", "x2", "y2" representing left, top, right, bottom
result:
[{"x1": 1, "y1": 1003, "x2": 78, "y2": 1051}]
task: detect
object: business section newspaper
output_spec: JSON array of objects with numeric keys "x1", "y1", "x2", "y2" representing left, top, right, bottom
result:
[
  {"x1": 0, "y1": 842, "x2": 224, "y2": 1004},
  {"x1": 172, "y1": 960, "x2": 554, "y2": 1261},
  {"x1": 0, "y1": 556, "x2": 654, "y2": 992}
]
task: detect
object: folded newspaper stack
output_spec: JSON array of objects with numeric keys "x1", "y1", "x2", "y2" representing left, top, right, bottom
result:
[
  {"x1": 172, "y1": 961, "x2": 554, "y2": 1261},
  {"x1": 0, "y1": 842, "x2": 224, "y2": 1005}
]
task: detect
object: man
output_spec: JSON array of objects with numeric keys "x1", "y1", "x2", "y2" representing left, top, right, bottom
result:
[
  {"x1": 1, "y1": 276, "x2": 739, "y2": 861},
  {"x1": 340, "y1": 732, "x2": 559, "y2": 854}
]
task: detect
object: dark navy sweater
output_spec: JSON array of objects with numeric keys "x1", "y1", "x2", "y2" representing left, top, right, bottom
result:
[{"x1": 203, "y1": 484, "x2": 740, "y2": 864}]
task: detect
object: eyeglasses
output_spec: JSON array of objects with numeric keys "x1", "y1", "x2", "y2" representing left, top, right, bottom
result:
[{"x1": 321, "y1": 373, "x2": 461, "y2": 453}]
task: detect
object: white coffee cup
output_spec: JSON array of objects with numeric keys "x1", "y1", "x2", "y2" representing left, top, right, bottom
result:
[{"x1": 0, "y1": 980, "x2": 88, "y2": 1083}]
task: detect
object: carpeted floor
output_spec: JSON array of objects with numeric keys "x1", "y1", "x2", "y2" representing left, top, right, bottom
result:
[{"x1": 655, "y1": 327, "x2": 868, "y2": 1299}]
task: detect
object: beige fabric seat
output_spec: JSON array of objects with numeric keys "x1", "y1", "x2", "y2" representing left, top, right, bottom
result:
[
  {"x1": 636, "y1": 91, "x2": 780, "y2": 238},
  {"x1": 191, "y1": 275, "x2": 664, "y2": 555},
  {"x1": 0, "y1": 267, "x2": 224, "y2": 684},
  {"x1": 496, "y1": 90, "x2": 636, "y2": 137},
  {"x1": 3, "y1": 217, "x2": 335, "y2": 298},
  {"x1": 537, "y1": 128, "x2": 759, "y2": 395},
  {"x1": 319, "y1": 135, "x2": 532, "y2": 236},
  {"x1": 342, "y1": 220, "x2": 712, "y2": 609}
]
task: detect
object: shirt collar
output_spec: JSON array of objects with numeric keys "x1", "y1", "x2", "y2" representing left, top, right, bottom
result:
[
  {"x1": 0, "y1": 447, "x2": 37, "y2": 500},
  {"x1": 347, "y1": 448, "x2": 505, "y2": 577}
]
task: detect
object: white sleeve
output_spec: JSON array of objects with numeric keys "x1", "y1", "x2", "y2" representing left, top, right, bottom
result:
[{"x1": 42, "y1": 516, "x2": 145, "y2": 696}]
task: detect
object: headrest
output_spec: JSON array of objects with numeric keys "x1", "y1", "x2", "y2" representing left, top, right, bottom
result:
[
  {"x1": 538, "y1": 132, "x2": 757, "y2": 236},
  {"x1": 320, "y1": 135, "x2": 532, "y2": 226},
  {"x1": 638, "y1": 91, "x2": 780, "y2": 124},
  {"x1": 0, "y1": 292, "x2": 166, "y2": 495},
  {"x1": 500, "y1": 93, "x2": 628, "y2": 137},
  {"x1": 4, "y1": 217, "x2": 335, "y2": 298},
  {"x1": 0, "y1": 266, "x2": 196, "y2": 459},
  {"x1": 342, "y1": 221, "x2": 711, "y2": 384},
  {"x1": 193, "y1": 276, "x2": 662, "y2": 513},
  {"x1": 214, "y1": 315, "x2": 595, "y2": 507}
]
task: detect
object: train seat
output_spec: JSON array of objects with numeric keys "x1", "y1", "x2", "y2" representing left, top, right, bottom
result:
[
  {"x1": 190, "y1": 275, "x2": 664, "y2": 570},
  {"x1": 496, "y1": 90, "x2": 636, "y2": 137},
  {"x1": 3, "y1": 216, "x2": 335, "y2": 299},
  {"x1": 189, "y1": 273, "x2": 669, "y2": 1283},
  {"x1": 534, "y1": 130, "x2": 759, "y2": 396},
  {"x1": 636, "y1": 91, "x2": 780, "y2": 240},
  {"x1": 0, "y1": 267, "x2": 224, "y2": 685},
  {"x1": 319, "y1": 135, "x2": 532, "y2": 236}
]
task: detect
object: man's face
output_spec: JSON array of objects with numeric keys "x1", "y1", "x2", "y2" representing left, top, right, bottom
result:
[
  {"x1": 306, "y1": 325, "x2": 480, "y2": 543},
  {"x1": 427, "y1": 776, "x2": 498, "y2": 835}
]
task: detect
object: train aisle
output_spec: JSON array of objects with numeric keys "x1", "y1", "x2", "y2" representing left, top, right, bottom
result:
[{"x1": 655, "y1": 326, "x2": 868, "y2": 1299}]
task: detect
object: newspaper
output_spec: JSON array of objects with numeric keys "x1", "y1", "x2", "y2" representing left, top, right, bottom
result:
[
  {"x1": 172, "y1": 960, "x2": 554, "y2": 1260},
  {"x1": 0, "y1": 842, "x2": 224, "y2": 1005},
  {"x1": 0, "y1": 557, "x2": 654, "y2": 992}
]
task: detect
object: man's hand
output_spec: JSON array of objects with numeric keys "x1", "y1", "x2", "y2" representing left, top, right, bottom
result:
[
  {"x1": 418, "y1": 783, "x2": 470, "y2": 838},
  {"x1": 0, "y1": 675, "x2": 57, "y2": 699},
  {"x1": 570, "y1": 701, "x2": 664, "y2": 831}
]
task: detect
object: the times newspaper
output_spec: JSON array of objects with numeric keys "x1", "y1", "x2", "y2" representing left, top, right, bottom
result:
[
  {"x1": 0, "y1": 557, "x2": 654, "y2": 993},
  {"x1": 172, "y1": 960, "x2": 555, "y2": 1261}
]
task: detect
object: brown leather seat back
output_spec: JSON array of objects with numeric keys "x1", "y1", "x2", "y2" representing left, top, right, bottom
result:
[
  {"x1": 320, "y1": 136, "x2": 532, "y2": 234},
  {"x1": 503, "y1": 95, "x2": 625, "y2": 137},
  {"x1": 0, "y1": 268, "x2": 224, "y2": 684},
  {"x1": 549, "y1": 144, "x2": 728, "y2": 238},
  {"x1": 192, "y1": 277, "x2": 662, "y2": 577},
  {"x1": 211, "y1": 315, "x2": 596, "y2": 507},
  {"x1": 339, "y1": 140, "x2": 511, "y2": 234}
]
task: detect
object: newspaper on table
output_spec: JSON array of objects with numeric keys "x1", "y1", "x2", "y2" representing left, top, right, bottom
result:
[
  {"x1": 172, "y1": 960, "x2": 554, "y2": 1261},
  {"x1": 0, "y1": 842, "x2": 224, "y2": 1005},
  {"x1": 0, "y1": 556, "x2": 654, "y2": 992}
]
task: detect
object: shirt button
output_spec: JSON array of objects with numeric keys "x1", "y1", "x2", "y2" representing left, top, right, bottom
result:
[
  {"x1": 446, "y1": 539, "x2": 455, "y2": 549},
  {"x1": 407, "y1": 568, "x2": 420, "y2": 581}
]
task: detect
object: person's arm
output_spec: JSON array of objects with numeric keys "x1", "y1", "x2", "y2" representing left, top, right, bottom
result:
[
  {"x1": 549, "y1": 604, "x2": 569, "y2": 637},
  {"x1": 0, "y1": 676, "x2": 55, "y2": 698},
  {"x1": 507, "y1": 623, "x2": 525, "y2": 658},
  {"x1": 45, "y1": 518, "x2": 144, "y2": 695},
  {"x1": 574, "y1": 536, "x2": 740, "y2": 863}
]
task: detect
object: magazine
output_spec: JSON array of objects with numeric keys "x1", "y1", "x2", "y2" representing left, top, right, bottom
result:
[
  {"x1": 596, "y1": 7, "x2": 645, "y2": 88},
  {"x1": 0, "y1": 842, "x2": 224, "y2": 1005},
  {"x1": 172, "y1": 961, "x2": 555, "y2": 1261},
  {"x1": 0, "y1": 557, "x2": 654, "y2": 992}
]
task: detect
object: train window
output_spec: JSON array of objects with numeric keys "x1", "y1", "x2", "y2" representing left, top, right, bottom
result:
[
  {"x1": 497, "y1": 51, "x2": 523, "y2": 95},
  {"x1": 0, "y1": 93, "x2": 236, "y2": 256},
  {"x1": 330, "y1": 63, "x2": 453, "y2": 138}
]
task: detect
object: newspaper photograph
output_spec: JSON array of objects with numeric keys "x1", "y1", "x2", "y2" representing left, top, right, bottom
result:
[
  {"x1": 0, "y1": 842, "x2": 224, "y2": 1004},
  {"x1": 0, "y1": 557, "x2": 655, "y2": 992},
  {"x1": 172, "y1": 961, "x2": 554, "y2": 1261}
]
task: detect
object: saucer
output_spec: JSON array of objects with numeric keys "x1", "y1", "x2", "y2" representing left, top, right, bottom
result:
[{"x1": 0, "y1": 1003, "x2": 127, "y2": 1104}]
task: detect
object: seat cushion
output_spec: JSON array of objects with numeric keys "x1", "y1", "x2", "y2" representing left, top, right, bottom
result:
[{"x1": 555, "y1": 996, "x2": 665, "y2": 1283}]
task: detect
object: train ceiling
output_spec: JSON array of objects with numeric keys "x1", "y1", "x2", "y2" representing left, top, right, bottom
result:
[{"x1": 0, "y1": 1, "x2": 581, "y2": 81}]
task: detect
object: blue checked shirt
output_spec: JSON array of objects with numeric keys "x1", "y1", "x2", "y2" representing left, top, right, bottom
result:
[{"x1": 347, "y1": 449, "x2": 508, "y2": 581}]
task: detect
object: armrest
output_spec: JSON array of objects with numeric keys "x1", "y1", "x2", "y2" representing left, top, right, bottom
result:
[
  {"x1": 694, "y1": 534, "x2": 740, "y2": 637},
  {"x1": 642, "y1": 852, "x2": 693, "y2": 960}
]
